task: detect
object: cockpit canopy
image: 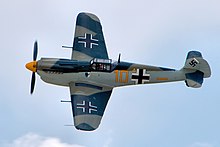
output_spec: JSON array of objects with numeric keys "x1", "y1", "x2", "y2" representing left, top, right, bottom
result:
[{"x1": 90, "y1": 58, "x2": 117, "y2": 72}]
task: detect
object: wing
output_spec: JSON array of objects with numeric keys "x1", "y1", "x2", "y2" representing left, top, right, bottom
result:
[
  {"x1": 69, "y1": 82, "x2": 112, "y2": 131},
  {"x1": 72, "y1": 12, "x2": 109, "y2": 61}
]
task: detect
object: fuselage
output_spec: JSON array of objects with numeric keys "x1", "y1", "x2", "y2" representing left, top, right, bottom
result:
[{"x1": 36, "y1": 57, "x2": 185, "y2": 88}]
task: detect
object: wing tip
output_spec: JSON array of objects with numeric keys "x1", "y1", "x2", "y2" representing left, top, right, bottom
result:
[
  {"x1": 75, "y1": 123, "x2": 97, "y2": 131},
  {"x1": 77, "y1": 12, "x2": 100, "y2": 22}
]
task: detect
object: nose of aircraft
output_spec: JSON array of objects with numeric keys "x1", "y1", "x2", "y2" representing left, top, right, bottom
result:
[{"x1": 25, "y1": 61, "x2": 37, "y2": 72}]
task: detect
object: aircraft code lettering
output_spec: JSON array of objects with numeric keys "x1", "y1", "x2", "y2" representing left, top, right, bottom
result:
[{"x1": 114, "y1": 70, "x2": 128, "y2": 83}]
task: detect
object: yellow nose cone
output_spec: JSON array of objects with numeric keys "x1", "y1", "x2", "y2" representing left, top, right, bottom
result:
[{"x1": 25, "y1": 61, "x2": 37, "y2": 72}]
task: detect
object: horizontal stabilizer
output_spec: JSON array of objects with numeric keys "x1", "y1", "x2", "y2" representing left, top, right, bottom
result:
[{"x1": 185, "y1": 70, "x2": 204, "y2": 88}]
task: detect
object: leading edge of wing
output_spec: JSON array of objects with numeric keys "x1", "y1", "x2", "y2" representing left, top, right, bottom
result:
[
  {"x1": 69, "y1": 82, "x2": 112, "y2": 131},
  {"x1": 72, "y1": 12, "x2": 109, "y2": 61}
]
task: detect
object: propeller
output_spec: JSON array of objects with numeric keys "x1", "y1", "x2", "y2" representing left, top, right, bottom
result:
[{"x1": 26, "y1": 41, "x2": 38, "y2": 94}]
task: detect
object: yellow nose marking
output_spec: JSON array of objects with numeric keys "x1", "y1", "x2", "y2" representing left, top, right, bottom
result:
[{"x1": 25, "y1": 61, "x2": 37, "y2": 72}]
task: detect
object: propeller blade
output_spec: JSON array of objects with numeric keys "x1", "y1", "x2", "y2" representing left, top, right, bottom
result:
[
  {"x1": 33, "y1": 41, "x2": 38, "y2": 61},
  {"x1": 30, "y1": 72, "x2": 36, "y2": 94}
]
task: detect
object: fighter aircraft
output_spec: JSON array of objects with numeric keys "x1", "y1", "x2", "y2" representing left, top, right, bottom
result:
[{"x1": 25, "y1": 12, "x2": 211, "y2": 131}]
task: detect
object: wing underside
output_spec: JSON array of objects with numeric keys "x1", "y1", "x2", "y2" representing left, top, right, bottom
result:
[
  {"x1": 69, "y1": 82, "x2": 112, "y2": 131},
  {"x1": 72, "y1": 12, "x2": 109, "y2": 61}
]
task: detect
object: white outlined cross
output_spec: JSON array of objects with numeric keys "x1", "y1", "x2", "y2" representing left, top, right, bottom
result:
[
  {"x1": 78, "y1": 33, "x2": 99, "y2": 49},
  {"x1": 76, "y1": 100, "x2": 97, "y2": 114}
]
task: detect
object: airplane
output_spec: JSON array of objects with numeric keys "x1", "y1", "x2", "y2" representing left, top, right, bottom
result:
[{"x1": 25, "y1": 12, "x2": 211, "y2": 131}]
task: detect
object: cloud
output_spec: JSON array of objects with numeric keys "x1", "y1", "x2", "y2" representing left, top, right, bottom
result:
[
  {"x1": 189, "y1": 142, "x2": 213, "y2": 147},
  {"x1": 3, "y1": 133, "x2": 85, "y2": 147}
]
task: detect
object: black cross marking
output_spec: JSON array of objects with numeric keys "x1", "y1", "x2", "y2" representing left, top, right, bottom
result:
[
  {"x1": 78, "y1": 33, "x2": 99, "y2": 48},
  {"x1": 76, "y1": 100, "x2": 97, "y2": 114},
  {"x1": 132, "y1": 69, "x2": 150, "y2": 84}
]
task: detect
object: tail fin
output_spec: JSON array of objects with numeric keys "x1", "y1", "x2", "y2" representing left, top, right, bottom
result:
[{"x1": 182, "y1": 51, "x2": 211, "y2": 88}]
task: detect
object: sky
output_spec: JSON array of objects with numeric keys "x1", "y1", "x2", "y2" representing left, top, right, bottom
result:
[{"x1": 0, "y1": 0, "x2": 220, "y2": 147}]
